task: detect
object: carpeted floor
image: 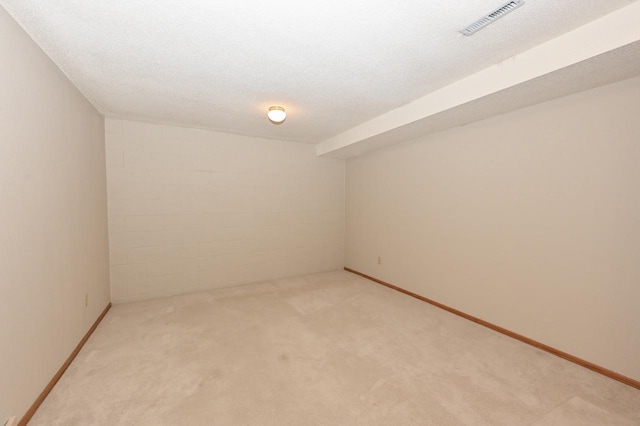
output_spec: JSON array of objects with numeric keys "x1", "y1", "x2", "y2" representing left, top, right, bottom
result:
[{"x1": 31, "y1": 270, "x2": 640, "y2": 425}]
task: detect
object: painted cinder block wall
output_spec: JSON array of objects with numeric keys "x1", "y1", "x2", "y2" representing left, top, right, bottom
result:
[{"x1": 105, "y1": 119, "x2": 345, "y2": 302}]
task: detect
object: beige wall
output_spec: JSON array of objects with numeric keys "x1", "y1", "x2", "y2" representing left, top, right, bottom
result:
[
  {"x1": 106, "y1": 119, "x2": 345, "y2": 302},
  {"x1": 346, "y1": 75, "x2": 640, "y2": 381},
  {"x1": 0, "y1": 7, "x2": 110, "y2": 422}
]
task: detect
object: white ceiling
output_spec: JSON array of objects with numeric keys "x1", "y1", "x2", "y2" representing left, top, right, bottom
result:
[
  {"x1": 1, "y1": 0, "x2": 637, "y2": 143},
  {"x1": 323, "y1": 41, "x2": 640, "y2": 158}
]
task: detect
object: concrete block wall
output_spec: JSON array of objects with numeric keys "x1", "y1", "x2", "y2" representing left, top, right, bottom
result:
[{"x1": 106, "y1": 119, "x2": 345, "y2": 302}]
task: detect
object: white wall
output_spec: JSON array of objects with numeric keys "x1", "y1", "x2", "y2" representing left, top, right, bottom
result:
[
  {"x1": 0, "y1": 7, "x2": 110, "y2": 422},
  {"x1": 346, "y1": 75, "x2": 640, "y2": 381},
  {"x1": 106, "y1": 119, "x2": 345, "y2": 302}
]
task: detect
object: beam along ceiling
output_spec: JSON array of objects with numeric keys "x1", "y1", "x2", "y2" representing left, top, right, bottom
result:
[{"x1": 1, "y1": 1, "x2": 637, "y2": 145}]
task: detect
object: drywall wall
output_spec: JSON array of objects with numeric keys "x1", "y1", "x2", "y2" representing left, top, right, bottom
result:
[
  {"x1": 0, "y1": 7, "x2": 110, "y2": 422},
  {"x1": 106, "y1": 119, "x2": 345, "y2": 302},
  {"x1": 346, "y1": 75, "x2": 640, "y2": 381}
]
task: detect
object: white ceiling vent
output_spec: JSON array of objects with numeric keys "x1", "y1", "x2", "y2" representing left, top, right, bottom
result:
[{"x1": 460, "y1": 1, "x2": 525, "y2": 36}]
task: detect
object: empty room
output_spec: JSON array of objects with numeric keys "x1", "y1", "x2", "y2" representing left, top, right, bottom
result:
[{"x1": 2, "y1": 1, "x2": 640, "y2": 425}]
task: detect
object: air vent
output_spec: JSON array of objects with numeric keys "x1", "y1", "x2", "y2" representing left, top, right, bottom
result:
[{"x1": 460, "y1": 1, "x2": 525, "y2": 36}]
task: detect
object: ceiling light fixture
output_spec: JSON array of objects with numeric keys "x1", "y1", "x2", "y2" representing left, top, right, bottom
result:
[{"x1": 267, "y1": 106, "x2": 286, "y2": 124}]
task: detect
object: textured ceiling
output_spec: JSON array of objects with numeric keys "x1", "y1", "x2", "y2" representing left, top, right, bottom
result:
[
  {"x1": 324, "y1": 41, "x2": 640, "y2": 158},
  {"x1": 1, "y1": 0, "x2": 636, "y2": 143}
]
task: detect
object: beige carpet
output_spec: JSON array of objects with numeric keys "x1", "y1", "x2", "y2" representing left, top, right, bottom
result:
[{"x1": 31, "y1": 270, "x2": 640, "y2": 425}]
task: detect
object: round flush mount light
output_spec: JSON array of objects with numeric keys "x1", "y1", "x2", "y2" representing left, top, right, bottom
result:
[{"x1": 267, "y1": 106, "x2": 286, "y2": 124}]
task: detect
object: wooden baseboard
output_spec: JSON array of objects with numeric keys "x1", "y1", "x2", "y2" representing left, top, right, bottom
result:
[
  {"x1": 18, "y1": 303, "x2": 112, "y2": 426},
  {"x1": 344, "y1": 267, "x2": 640, "y2": 391}
]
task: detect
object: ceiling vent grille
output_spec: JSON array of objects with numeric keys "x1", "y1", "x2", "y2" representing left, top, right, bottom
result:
[{"x1": 460, "y1": 1, "x2": 525, "y2": 36}]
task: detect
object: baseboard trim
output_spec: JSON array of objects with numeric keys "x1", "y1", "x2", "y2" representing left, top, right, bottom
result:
[
  {"x1": 19, "y1": 303, "x2": 112, "y2": 426},
  {"x1": 344, "y1": 267, "x2": 640, "y2": 390}
]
